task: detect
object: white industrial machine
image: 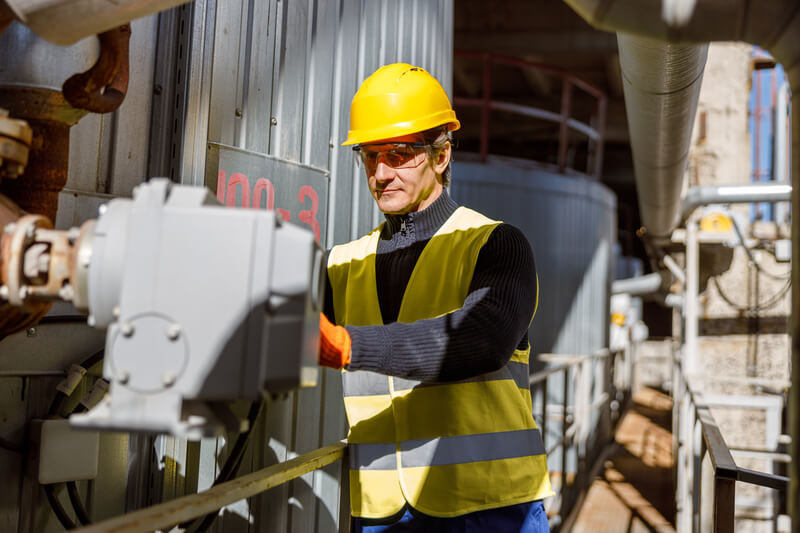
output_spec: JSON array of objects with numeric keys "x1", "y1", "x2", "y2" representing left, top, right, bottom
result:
[{"x1": 2, "y1": 178, "x2": 323, "y2": 438}]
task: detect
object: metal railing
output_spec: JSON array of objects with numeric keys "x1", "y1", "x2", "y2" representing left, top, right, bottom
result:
[
  {"x1": 453, "y1": 51, "x2": 608, "y2": 179},
  {"x1": 529, "y1": 348, "x2": 626, "y2": 526},
  {"x1": 674, "y1": 363, "x2": 790, "y2": 532},
  {"x1": 75, "y1": 348, "x2": 629, "y2": 532}
]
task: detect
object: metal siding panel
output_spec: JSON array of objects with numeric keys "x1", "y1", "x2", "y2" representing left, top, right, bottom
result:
[
  {"x1": 67, "y1": 113, "x2": 107, "y2": 192},
  {"x1": 89, "y1": 434, "x2": 130, "y2": 520},
  {"x1": 302, "y1": 0, "x2": 336, "y2": 169},
  {"x1": 108, "y1": 15, "x2": 159, "y2": 196},
  {"x1": 270, "y1": 0, "x2": 309, "y2": 161},
  {"x1": 207, "y1": 0, "x2": 246, "y2": 146},
  {"x1": 182, "y1": 0, "x2": 216, "y2": 186},
  {"x1": 327, "y1": 0, "x2": 359, "y2": 247},
  {"x1": 243, "y1": 0, "x2": 279, "y2": 155},
  {"x1": 315, "y1": 368, "x2": 347, "y2": 533},
  {"x1": 291, "y1": 3, "x2": 338, "y2": 529}
]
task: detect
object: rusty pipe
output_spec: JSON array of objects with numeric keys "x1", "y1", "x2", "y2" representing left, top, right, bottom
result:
[
  {"x1": 0, "y1": 195, "x2": 52, "y2": 338},
  {"x1": 62, "y1": 23, "x2": 131, "y2": 114}
]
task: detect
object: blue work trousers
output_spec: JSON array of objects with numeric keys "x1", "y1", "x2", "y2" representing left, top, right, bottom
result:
[{"x1": 353, "y1": 500, "x2": 549, "y2": 533}]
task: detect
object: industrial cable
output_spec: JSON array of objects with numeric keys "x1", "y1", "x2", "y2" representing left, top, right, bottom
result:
[
  {"x1": 67, "y1": 480, "x2": 92, "y2": 526},
  {"x1": 712, "y1": 275, "x2": 791, "y2": 314},
  {"x1": 44, "y1": 484, "x2": 77, "y2": 530},
  {"x1": 0, "y1": 435, "x2": 23, "y2": 453},
  {"x1": 729, "y1": 214, "x2": 791, "y2": 281},
  {"x1": 184, "y1": 400, "x2": 265, "y2": 533},
  {"x1": 42, "y1": 349, "x2": 104, "y2": 529}
]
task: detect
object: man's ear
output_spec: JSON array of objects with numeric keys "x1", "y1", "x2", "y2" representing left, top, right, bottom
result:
[{"x1": 433, "y1": 142, "x2": 451, "y2": 174}]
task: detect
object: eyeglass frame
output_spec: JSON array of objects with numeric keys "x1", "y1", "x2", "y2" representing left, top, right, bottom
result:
[{"x1": 351, "y1": 141, "x2": 429, "y2": 169}]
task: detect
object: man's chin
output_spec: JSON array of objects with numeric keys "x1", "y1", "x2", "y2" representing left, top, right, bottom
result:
[{"x1": 376, "y1": 198, "x2": 411, "y2": 215}]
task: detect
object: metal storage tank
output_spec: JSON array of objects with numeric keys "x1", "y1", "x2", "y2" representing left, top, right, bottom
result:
[
  {"x1": 0, "y1": 1, "x2": 454, "y2": 531},
  {"x1": 450, "y1": 155, "x2": 616, "y2": 357}
]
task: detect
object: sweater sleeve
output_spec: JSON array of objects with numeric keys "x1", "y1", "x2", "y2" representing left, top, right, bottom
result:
[{"x1": 345, "y1": 223, "x2": 537, "y2": 382}]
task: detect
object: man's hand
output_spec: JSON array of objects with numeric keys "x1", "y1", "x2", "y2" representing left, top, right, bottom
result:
[{"x1": 318, "y1": 313, "x2": 352, "y2": 369}]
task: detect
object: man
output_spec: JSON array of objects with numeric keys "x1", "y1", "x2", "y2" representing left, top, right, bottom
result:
[{"x1": 318, "y1": 63, "x2": 553, "y2": 532}]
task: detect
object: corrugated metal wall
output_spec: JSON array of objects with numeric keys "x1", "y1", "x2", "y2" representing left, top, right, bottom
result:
[{"x1": 0, "y1": 1, "x2": 454, "y2": 531}]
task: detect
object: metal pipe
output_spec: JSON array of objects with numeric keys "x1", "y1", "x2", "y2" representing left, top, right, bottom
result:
[
  {"x1": 775, "y1": 81, "x2": 790, "y2": 225},
  {"x1": 662, "y1": 254, "x2": 685, "y2": 284},
  {"x1": 611, "y1": 271, "x2": 663, "y2": 295},
  {"x1": 680, "y1": 183, "x2": 792, "y2": 223},
  {"x1": 616, "y1": 33, "x2": 707, "y2": 237},
  {"x1": 685, "y1": 221, "x2": 699, "y2": 376}
]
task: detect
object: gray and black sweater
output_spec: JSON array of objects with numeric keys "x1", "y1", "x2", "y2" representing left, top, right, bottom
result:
[{"x1": 323, "y1": 190, "x2": 537, "y2": 383}]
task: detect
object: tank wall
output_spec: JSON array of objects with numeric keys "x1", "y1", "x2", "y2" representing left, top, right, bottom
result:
[
  {"x1": 450, "y1": 157, "x2": 617, "y2": 357},
  {"x1": 0, "y1": 1, "x2": 454, "y2": 532}
]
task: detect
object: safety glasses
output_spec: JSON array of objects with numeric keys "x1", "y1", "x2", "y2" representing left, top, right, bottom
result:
[{"x1": 352, "y1": 142, "x2": 428, "y2": 169}]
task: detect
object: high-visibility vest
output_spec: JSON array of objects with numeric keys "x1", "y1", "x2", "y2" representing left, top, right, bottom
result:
[{"x1": 327, "y1": 206, "x2": 554, "y2": 519}]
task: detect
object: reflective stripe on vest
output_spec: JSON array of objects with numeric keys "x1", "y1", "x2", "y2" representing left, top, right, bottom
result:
[{"x1": 328, "y1": 206, "x2": 554, "y2": 518}]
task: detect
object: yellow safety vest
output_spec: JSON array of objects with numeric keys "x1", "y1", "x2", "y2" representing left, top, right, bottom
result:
[{"x1": 327, "y1": 206, "x2": 554, "y2": 519}]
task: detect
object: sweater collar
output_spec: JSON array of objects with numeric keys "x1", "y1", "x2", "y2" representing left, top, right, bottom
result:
[{"x1": 382, "y1": 189, "x2": 459, "y2": 241}]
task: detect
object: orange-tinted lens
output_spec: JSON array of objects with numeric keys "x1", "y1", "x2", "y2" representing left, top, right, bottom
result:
[{"x1": 360, "y1": 145, "x2": 423, "y2": 169}]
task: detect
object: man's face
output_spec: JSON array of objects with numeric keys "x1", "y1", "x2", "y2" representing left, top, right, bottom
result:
[{"x1": 358, "y1": 134, "x2": 449, "y2": 215}]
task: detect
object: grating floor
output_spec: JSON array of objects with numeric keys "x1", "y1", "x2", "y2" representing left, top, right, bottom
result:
[{"x1": 569, "y1": 387, "x2": 677, "y2": 533}]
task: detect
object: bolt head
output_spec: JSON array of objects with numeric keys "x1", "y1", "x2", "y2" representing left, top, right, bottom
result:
[
  {"x1": 162, "y1": 372, "x2": 176, "y2": 387},
  {"x1": 117, "y1": 370, "x2": 130, "y2": 384},
  {"x1": 270, "y1": 116, "x2": 278, "y2": 126},
  {"x1": 26, "y1": 327, "x2": 36, "y2": 337},
  {"x1": 112, "y1": 306, "x2": 120, "y2": 319},
  {"x1": 166, "y1": 323, "x2": 181, "y2": 341},
  {"x1": 120, "y1": 322, "x2": 135, "y2": 337}
]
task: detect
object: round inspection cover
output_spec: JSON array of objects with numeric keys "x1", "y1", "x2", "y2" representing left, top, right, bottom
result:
[{"x1": 109, "y1": 314, "x2": 188, "y2": 394}]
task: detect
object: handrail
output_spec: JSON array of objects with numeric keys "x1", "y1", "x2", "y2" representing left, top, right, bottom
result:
[
  {"x1": 679, "y1": 374, "x2": 789, "y2": 532},
  {"x1": 453, "y1": 51, "x2": 607, "y2": 179},
  {"x1": 73, "y1": 441, "x2": 347, "y2": 533},
  {"x1": 526, "y1": 347, "x2": 623, "y2": 523}
]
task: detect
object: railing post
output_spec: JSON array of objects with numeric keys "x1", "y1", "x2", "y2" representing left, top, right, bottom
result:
[
  {"x1": 338, "y1": 446, "x2": 350, "y2": 533},
  {"x1": 713, "y1": 477, "x2": 736, "y2": 533},
  {"x1": 692, "y1": 416, "x2": 703, "y2": 532},
  {"x1": 557, "y1": 77, "x2": 572, "y2": 172},
  {"x1": 480, "y1": 53, "x2": 492, "y2": 163},
  {"x1": 593, "y1": 95, "x2": 607, "y2": 179},
  {"x1": 561, "y1": 367, "x2": 570, "y2": 494},
  {"x1": 700, "y1": 446, "x2": 714, "y2": 532}
]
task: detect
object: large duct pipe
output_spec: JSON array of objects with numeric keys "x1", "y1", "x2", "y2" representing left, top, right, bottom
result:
[
  {"x1": 617, "y1": 34, "x2": 707, "y2": 237},
  {"x1": 562, "y1": 0, "x2": 800, "y2": 525}
]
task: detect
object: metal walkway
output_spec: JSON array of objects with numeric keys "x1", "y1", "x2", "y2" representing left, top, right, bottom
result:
[{"x1": 570, "y1": 387, "x2": 676, "y2": 533}]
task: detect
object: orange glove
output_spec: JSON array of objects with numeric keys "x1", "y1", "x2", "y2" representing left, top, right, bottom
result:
[{"x1": 319, "y1": 313, "x2": 352, "y2": 369}]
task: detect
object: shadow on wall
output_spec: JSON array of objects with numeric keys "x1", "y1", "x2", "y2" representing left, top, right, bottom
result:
[{"x1": 451, "y1": 158, "x2": 617, "y2": 360}]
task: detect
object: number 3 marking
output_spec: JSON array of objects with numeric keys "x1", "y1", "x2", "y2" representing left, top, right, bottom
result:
[{"x1": 298, "y1": 185, "x2": 320, "y2": 242}]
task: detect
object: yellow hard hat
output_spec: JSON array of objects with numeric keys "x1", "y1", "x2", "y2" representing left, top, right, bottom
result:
[{"x1": 342, "y1": 63, "x2": 460, "y2": 146}]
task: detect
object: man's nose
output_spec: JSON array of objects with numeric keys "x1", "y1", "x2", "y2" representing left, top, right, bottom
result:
[{"x1": 374, "y1": 159, "x2": 393, "y2": 181}]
